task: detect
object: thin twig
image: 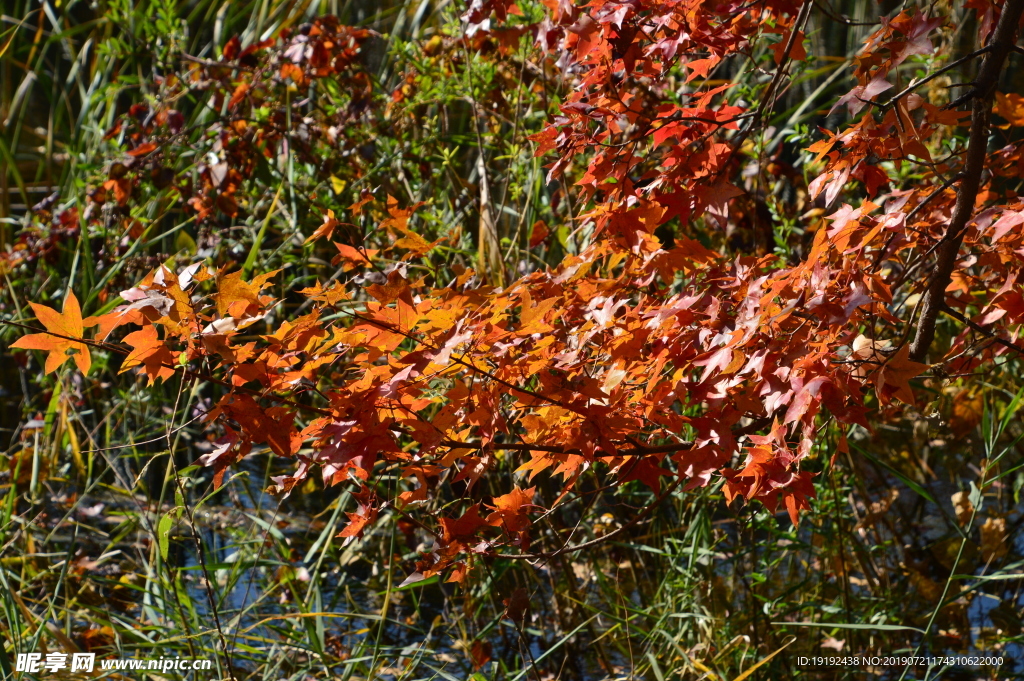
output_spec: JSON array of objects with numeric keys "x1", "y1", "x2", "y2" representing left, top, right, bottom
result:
[
  {"x1": 165, "y1": 378, "x2": 238, "y2": 680},
  {"x1": 940, "y1": 305, "x2": 1024, "y2": 358},
  {"x1": 439, "y1": 438, "x2": 694, "y2": 457},
  {"x1": 877, "y1": 47, "x2": 990, "y2": 110},
  {"x1": 494, "y1": 476, "x2": 685, "y2": 561}
]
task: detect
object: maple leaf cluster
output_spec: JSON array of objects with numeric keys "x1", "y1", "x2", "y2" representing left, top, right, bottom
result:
[
  {"x1": 13, "y1": 0, "x2": 1024, "y2": 587},
  {"x1": 13, "y1": 203, "x2": 923, "y2": 581},
  {"x1": 80, "y1": 17, "x2": 376, "y2": 226}
]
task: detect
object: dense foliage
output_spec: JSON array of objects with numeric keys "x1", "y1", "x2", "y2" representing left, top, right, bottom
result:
[{"x1": 3, "y1": 0, "x2": 1024, "y2": 678}]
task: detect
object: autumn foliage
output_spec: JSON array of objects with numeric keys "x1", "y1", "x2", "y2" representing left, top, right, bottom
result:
[{"x1": 11, "y1": 0, "x2": 1024, "y2": 593}]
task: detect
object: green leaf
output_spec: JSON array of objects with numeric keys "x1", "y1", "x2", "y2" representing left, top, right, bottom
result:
[
  {"x1": 175, "y1": 229, "x2": 197, "y2": 255},
  {"x1": 395, "y1": 574, "x2": 439, "y2": 591},
  {"x1": 244, "y1": 185, "x2": 282, "y2": 278},
  {"x1": 951, "y1": 572, "x2": 1024, "y2": 581},
  {"x1": 158, "y1": 513, "x2": 173, "y2": 561},
  {"x1": 968, "y1": 480, "x2": 982, "y2": 513}
]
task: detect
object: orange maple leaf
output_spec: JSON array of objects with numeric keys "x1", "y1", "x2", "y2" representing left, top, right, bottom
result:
[
  {"x1": 12, "y1": 291, "x2": 93, "y2": 375},
  {"x1": 380, "y1": 194, "x2": 425, "y2": 233},
  {"x1": 337, "y1": 487, "x2": 378, "y2": 542},
  {"x1": 875, "y1": 344, "x2": 929, "y2": 404},
  {"x1": 440, "y1": 503, "x2": 490, "y2": 546},
  {"x1": 338, "y1": 506, "x2": 377, "y2": 540},
  {"x1": 486, "y1": 486, "x2": 538, "y2": 533},
  {"x1": 333, "y1": 242, "x2": 378, "y2": 271},
  {"x1": 120, "y1": 325, "x2": 177, "y2": 384},
  {"x1": 769, "y1": 29, "x2": 806, "y2": 65},
  {"x1": 305, "y1": 209, "x2": 340, "y2": 244}
]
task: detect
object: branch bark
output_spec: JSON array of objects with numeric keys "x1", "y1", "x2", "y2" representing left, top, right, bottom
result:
[{"x1": 909, "y1": 0, "x2": 1024, "y2": 362}]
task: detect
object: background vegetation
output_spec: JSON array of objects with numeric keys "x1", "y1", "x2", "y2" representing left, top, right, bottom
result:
[{"x1": 1, "y1": 0, "x2": 1023, "y2": 680}]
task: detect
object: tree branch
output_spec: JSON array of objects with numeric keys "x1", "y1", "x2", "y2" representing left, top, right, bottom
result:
[
  {"x1": 439, "y1": 417, "x2": 771, "y2": 459},
  {"x1": 878, "y1": 47, "x2": 990, "y2": 110},
  {"x1": 908, "y1": 0, "x2": 1024, "y2": 362},
  {"x1": 439, "y1": 438, "x2": 694, "y2": 457},
  {"x1": 487, "y1": 418, "x2": 774, "y2": 560},
  {"x1": 940, "y1": 304, "x2": 1024, "y2": 358},
  {"x1": 494, "y1": 476, "x2": 685, "y2": 560},
  {"x1": 0, "y1": 317, "x2": 334, "y2": 417}
]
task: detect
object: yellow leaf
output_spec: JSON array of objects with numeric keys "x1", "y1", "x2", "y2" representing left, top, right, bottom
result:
[
  {"x1": 215, "y1": 269, "x2": 279, "y2": 317},
  {"x1": 995, "y1": 91, "x2": 1024, "y2": 126}
]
